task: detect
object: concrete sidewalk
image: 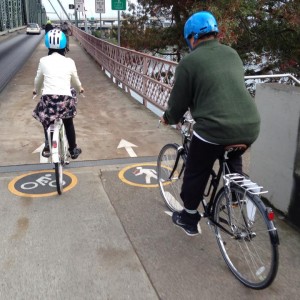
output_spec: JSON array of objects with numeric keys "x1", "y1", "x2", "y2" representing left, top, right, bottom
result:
[
  {"x1": 0, "y1": 168, "x2": 158, "y2": 299},
  {"x1": 0, "y1": 33, "x2": 171, "y2": 299}
]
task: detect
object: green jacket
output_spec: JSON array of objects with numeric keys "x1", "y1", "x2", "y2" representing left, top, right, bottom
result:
[{"x1": 164, "y1": 39, "x2": 260, "y2": 145}]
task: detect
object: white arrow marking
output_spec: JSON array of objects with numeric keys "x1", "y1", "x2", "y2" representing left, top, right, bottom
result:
[
  {"x1": 117, "y1": 139, "x2": 138, "y2": 157},
  {"x1": 164, "y1": 211, "x2": 172, "y2": 216},
  {"x1": 33, "y1": 143, "x2": 49, "y2": 163}
]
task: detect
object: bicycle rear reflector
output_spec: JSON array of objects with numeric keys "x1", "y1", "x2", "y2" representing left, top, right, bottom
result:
[
  {"x1": 267, "y1": 208, "x2": 275, "y2": 221},
  {"x1": 52, "y1": 141, "x2": 57, "y2": 148}
]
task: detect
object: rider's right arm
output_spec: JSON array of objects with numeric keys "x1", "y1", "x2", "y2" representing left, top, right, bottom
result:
[
  {"x1": 164, "y1": 64, "x2": 191, "y2": 125},
  {"x1": 34, "y1": 61, "x2": 44, "y2": 95},
  {"x1": 69, "y1": 59, "x2": 83, "y2": 94}
]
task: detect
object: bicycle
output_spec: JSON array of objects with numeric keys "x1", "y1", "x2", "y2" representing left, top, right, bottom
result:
[
  {"x1": 46, "y1": 118, "x2": 69, "y2": 195},
  {"x1": 33, "y1": 90, "x2": 84, "y2": 194},
  {"x1": 157, "y1": 117, "x2": 279, "y2": 289}
]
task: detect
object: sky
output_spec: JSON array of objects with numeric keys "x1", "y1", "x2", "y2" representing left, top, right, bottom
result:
[{"x1": 43, "y1": 0, "x2": 136, "y2": 20}]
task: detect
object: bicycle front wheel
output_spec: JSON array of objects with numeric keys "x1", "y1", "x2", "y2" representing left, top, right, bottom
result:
[
  {"x1": 213, "y1": 186, "x2": 279, "y2": 289},
  {"x1": 157, "y1": 143, "x2": 185, "y2": 212},
  {"x1": 54, "y1": 162, "x2": 63, "y2": 195}
]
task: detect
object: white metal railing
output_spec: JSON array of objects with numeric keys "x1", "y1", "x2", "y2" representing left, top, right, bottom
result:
[
  {"x1": 245, "y1": 74, "x2": 300, "y2": 85},
  {"x1": 71, "y1": 26, "x2": 300, "y2": 111}
]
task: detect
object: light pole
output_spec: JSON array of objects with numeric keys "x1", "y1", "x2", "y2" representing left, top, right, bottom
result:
[{"x1": 74, "y1": 1, "x2": 78, "y2": 27}]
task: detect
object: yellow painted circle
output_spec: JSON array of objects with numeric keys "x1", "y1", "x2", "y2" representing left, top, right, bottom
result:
[{"x1": 8, "y1": 170, "x2": 78, "y2": 197}]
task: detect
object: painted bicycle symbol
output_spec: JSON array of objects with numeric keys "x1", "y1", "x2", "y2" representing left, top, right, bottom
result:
[{"x1": 8, "y1": 170, "x2": 77, "y2": 197}]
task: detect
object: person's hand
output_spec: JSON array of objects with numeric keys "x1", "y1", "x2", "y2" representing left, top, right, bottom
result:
[
  {"x1": 32, "y1": 90, "x2": 37, "y2": 99},
  {"x1": 160, "y1": 115, "x2": 168, "y2": 126}
]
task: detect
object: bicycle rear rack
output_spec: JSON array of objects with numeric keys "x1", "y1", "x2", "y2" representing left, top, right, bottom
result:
[{"x1": 224, "y1": 173, "x2": 268, "y2": 195}]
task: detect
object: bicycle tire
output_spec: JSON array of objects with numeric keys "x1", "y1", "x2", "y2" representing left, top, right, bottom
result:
[
  {"x1": 213, "y1": 186, "x2": 279, "y2": 289},
  {"x1": 54, "y1": 162, "x2": 63, "y2": 195},
  {"x1": 157, "y1": 143, "x2": 185, "y2": 212},
  {"x1": 55, "y1": 134, "x2": 65, "y2": 195}
]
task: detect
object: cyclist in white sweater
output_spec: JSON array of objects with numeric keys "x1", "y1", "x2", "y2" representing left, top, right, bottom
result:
[{"x1": 33, "y1": 29, "x2": 84, "y2": 159}]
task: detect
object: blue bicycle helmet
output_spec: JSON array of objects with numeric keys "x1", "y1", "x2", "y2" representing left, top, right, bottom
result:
[
  {"x1": 184, "y1": 11, "x2": 219, "y2": 49},
  {"x1": 45, "y1": 29, "x2": 67, "y2": 49}
]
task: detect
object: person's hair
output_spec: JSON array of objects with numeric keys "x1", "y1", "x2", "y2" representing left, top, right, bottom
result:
[
  {"x1": 198, "y1": 32, "x2": 218, "y2": 40},
  {"x1": 48, "y1": 48, "x2": 66, "y2": 56}
]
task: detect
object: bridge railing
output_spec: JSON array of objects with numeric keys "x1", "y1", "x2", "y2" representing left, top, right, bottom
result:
[
  {"x1": 71, "y1": 26, "x2": 176, "y2": 111},
  {"x1": 71, "y1": 26, "x2": 299, "y2": 113}
]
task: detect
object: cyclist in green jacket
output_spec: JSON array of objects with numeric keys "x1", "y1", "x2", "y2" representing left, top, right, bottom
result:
[{"x1": 160, "y1": 11, "x2": 260, "y2": 236}]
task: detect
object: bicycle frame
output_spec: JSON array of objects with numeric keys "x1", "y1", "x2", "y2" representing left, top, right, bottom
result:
[
  {"x1": 47, "y1": 119, "x2": 69, "y2": 164},
  {"x1": 172, "y1": 119, "x2": 271, "y2": 236}
]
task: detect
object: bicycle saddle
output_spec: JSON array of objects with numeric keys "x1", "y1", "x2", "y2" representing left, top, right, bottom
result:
[{"x1": 224, "y1": 144, "x2": 248, "y2": 158}]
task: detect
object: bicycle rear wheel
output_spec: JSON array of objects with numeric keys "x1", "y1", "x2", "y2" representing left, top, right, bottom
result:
[
  {"x1": 213, "y1": 186, "x2": 279, "y2": 289},
  {"x1": 54, "y1": 135, "x2": 65, "y2": 195},
  {"x1": 157, "y1": 143, "x2": 185, "y2": 212},
  {"x1": 54, "y1": 162, "x2": 63, "y2": 195}
]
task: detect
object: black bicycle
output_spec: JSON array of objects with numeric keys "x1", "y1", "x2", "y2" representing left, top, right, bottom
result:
[{"x1": 157, "y1": 117, "x2": 279, "y2": 289}]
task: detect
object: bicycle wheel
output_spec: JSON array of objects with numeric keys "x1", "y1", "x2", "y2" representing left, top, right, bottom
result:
[
  {"x1": 213, "y1": 186, "x2": 279, "y2": 289},
  {"x1": 54, "y1": 136, "x2": 64, "y2": 195},
  {"x1": 157, "y1": 143, "x2": 185, "y2": 212},
  {"x1": 54, "y1": 162, "x2": 63, "y2": 195}
]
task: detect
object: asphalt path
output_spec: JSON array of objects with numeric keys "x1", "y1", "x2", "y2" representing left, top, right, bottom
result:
[{"x1": 0, "y1": 31, "x2": 43, "y2": 93}]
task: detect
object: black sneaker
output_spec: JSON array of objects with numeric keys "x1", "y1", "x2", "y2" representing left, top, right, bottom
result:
[
  {"x1": 69, "y1": 147, "x2": 82, "y2": 159},
  {"x1": 172, "y1": 210, "x2": 201, "y2": 236}
]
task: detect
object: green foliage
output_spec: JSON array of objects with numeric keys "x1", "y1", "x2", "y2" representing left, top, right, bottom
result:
[{"x1": 121, "y1": 0, "x2": 300, "y2": 78}]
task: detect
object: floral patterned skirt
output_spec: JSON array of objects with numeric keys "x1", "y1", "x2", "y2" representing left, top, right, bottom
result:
[{"x1": 33, "y1": 89, "x2": 78, "y2": 128}]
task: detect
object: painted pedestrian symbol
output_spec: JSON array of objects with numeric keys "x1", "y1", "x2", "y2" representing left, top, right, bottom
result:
[
  {"x1": 133, "y1": 167, "x2": 157, "y2": 184},
  {"x1": 118, "y1": 163, "x2": 171, "y2": 188}
]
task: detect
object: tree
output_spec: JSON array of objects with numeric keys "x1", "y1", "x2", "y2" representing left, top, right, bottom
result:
[
  {"x1": 121, "y1": 0, "x2": 300, "y2": 78},
  {"x1": 234, "y1": 0, "x2": 300, "y2": 76}
]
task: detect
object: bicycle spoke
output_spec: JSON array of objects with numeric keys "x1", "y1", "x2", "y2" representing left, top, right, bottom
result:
[
  {"x1": 214, "y1": 186, "x2": 278, "y2": 289},
  {"x1": 157, "y1": 144, "x2": 185, "y2": 212}
]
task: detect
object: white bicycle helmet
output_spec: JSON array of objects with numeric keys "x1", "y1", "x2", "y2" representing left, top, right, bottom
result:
[{"x1": 45, "y1": 29, "x2": 67, "y2": 49}]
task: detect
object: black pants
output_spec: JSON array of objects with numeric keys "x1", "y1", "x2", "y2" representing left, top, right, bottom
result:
[
  {"x1": 180, "y1": 136, "x2": 243, "y2": 210},
  {"x1": 43, "y1": 118, "x2": 77, "y2": 150}
]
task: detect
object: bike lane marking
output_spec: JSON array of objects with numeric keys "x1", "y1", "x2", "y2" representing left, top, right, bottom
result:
[
  {"x1": 118, "y1": 162, "x2": 174, "y2": 188},
  {"x1": 8, "y1": 170, "x2": 77, "y2": 197}
]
